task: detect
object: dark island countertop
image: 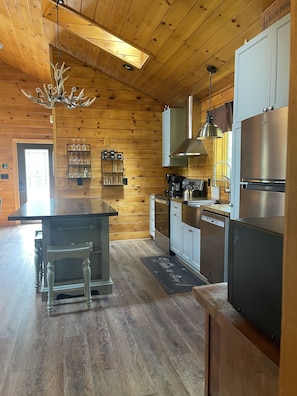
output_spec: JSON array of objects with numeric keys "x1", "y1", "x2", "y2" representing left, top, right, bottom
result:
[{"x1": 8, "y1": 198, "x2": 118, "y2": 221}]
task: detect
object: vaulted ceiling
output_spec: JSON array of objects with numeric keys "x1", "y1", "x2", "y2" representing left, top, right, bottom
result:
[{"x1": 0, "y1": 0, "x2": 273, "y2": 106}]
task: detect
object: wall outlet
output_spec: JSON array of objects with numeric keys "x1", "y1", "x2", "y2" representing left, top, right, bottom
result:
[{"x1": 211, "y1": 186, "x2": 220, "y2": 200}]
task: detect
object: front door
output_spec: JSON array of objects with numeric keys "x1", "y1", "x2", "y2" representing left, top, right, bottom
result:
[{"x1": 17, "y1": 143, "x2": 55, "y2": 208}]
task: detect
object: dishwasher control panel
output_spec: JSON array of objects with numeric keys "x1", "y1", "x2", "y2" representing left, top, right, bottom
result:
[{"x1": 201, "y1": 214, "x2": 225, "y2": 228}]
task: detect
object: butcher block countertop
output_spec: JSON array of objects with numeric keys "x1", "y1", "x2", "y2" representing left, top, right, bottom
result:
[
  {"x1": 193, "y1": 283, "x2": 280, "y2": 365},
  {"x1": 201, "y1": 203, "x2": 231, "y2": 217},
  {"x1": 193, "y1": 283, "x2": 280, "y2": 396}
]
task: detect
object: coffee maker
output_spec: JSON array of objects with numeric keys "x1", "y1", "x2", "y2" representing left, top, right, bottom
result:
[{"x1": 166, "y1": 174, "x2": 184, "y2": 197}]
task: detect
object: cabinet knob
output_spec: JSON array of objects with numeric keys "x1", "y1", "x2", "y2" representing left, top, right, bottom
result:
[{"x1": 263, "y1": 106, "x2": 274, "y2": 112}]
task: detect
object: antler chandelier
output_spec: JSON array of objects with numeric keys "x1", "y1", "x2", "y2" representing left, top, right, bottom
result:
[{"x1": 21, "y1": 0, "x2": 96, "y2": 110}]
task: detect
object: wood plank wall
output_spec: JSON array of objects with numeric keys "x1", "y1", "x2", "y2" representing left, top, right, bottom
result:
[
  {"x1": 0, "y1": 53, "x2": 233, "y2": 237},
  {"x1": 0, "y1": 63, "x2": 52, "y2": 225},
  {"x1": 52, "y1": 50, "x2": 168, "y2": 241}
]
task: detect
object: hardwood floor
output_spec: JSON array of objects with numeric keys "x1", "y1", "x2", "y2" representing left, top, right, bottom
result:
[{"x1": 0, "y1": 225, "x2": 206, "y2": 396}]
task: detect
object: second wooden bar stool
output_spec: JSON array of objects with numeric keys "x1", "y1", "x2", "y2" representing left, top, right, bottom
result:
[{"x1": 46, "y1": 242, "x2": 92, "y2": 316}]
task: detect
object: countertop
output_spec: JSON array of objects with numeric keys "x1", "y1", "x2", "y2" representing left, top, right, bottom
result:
[
  {"x1": 8, "y1": 198, "x2": 118, "y2": 221},
  {"x1": 193, "y1": 283, "x2": 280, "y2": 366},
  {"x1": 202, "y1": 203, "x2": 231, "y2": 217},
  {"x1": 233, "y1": 216, "x2": 284, "y2": 236},
  {"x1": 170, "y1": 196, "x2": 231, "y2": 217}
]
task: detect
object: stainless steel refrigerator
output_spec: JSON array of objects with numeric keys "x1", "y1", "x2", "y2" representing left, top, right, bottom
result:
[{"x1": 239, "y1": 106, "x2": 288, "y2": 218}]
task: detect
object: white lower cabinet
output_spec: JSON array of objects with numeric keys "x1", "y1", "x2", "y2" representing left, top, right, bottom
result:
[
  {"x1": 181, "y1": 222, "x2": 201, "y2": 271},
  {"x1": 170, "y1": 201, "x2": 182, "y2": 255},
  {"x1": 170, "y1": 200, "x2": 201, "y2": 272}
]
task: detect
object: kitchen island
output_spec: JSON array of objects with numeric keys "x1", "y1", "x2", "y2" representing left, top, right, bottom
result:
[{"x1": 8, "y1": 198, "x2": 118, "y2": 301}]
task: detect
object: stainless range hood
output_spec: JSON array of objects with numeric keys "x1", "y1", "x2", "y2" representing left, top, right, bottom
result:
[{"x1": 170, "y1": 96, "x2": 208, "y2": 157}]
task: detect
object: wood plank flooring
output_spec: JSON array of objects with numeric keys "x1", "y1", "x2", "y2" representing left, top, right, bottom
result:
[{"x1": 0, "y1": 225, "x2": 206, "y2": 396}]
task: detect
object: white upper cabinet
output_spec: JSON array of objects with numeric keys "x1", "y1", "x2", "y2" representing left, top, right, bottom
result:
[
  {"x1": 162, "y1": 108, "x2": 187, "y2": 167},
  {"x1": 233, "y1": 13, "x2": 290, "y2": 123}
]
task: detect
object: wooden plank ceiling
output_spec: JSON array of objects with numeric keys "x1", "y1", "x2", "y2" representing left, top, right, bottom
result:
[{"x1": 0, "y1": 0, "x2": 272, "y2": 106}]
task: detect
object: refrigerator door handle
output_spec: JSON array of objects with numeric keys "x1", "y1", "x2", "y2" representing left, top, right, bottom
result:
[
  {"x1": 240, "y1": 181, "x2": 285, "y2": 192},
  {"x1": 240, "y1": 181, "x2": 249, "y2": 189}
]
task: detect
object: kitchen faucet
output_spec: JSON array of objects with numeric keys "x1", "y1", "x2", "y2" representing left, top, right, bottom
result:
[
  {"x1": 213, "y1": 161, "x2": 232, "y2": 202},
  {"x1": 212, "y1": 161, "x2": 231, "y2": 186}
]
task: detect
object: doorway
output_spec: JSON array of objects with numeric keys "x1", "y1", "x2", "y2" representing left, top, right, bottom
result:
[{"x1": 17, "y1": 143, "x2": 55, "y2": 207}]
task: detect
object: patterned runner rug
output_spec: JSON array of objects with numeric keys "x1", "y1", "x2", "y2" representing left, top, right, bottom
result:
[{"x1": 141, "y1": 255, "x2": 205, "y2": 294}]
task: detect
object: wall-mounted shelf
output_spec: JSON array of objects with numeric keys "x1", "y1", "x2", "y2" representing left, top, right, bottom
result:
[
  {"x1": 67, "y1": 144, "x2": 91, "y2": 183},
  {"x1": 101, "y1": 150, "x2": 125, "y2": 186}
]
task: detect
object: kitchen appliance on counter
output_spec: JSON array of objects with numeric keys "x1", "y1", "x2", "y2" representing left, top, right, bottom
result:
[
  {"x1": 166, "y1": 174, "x2": 184, "y2": 197},
  {"x1": 182, "y1": 178, "x2": 208, "y2": 199},
  {"x1": 228, "y1": 217, "x2": 284, "y2": 343},
  {"x1": 239, "y1": 106, "x2": 288, "y2": 218}
]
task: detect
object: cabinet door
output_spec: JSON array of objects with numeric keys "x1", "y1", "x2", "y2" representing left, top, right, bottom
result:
[
  {"x1": 191, "y1": 227, "x2": 201, "y2": 271},
  {"x1": 233, "y1": 30, "x2": 272, "y2": 123},
  {"x1": 181, "y1": 223, "x2": 192, "y2": 263},
  {"x1": 270, "y1": 13, "x2": 290, "y2": 110},
  {"x1": 234, "y1": 13, "x2": 290, "y2": 123},
  {"x1": 170, "y1": 202, "x2": 182, "y2": 254},
  {"x1": 162, "y1": 109, "x2": 187, "y2": 167}
]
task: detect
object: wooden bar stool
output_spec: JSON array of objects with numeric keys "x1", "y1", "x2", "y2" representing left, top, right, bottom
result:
[
  {"x1": 34, "y1": 230, "x2": 43, "y2": 291},
  {"x1": 46, "y1": 242, "x2": 92, "y2": 316}
]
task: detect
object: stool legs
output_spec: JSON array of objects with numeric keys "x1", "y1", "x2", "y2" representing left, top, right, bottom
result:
[
  {"x1": 34, "y1": 244, "x2": 42, "y2": 290},
  {"x1": 47, "y1": 261, "x2": 55, "y2": 316},
  {"x1": 46, "y1": 243, "x2": 92, "y2": 315},
  {"x1": 82, "y1": 257, "x2": 92, "y2": 308},
  {"x1": 34, "y1": 231, "x2": 43, "y2": 291}
]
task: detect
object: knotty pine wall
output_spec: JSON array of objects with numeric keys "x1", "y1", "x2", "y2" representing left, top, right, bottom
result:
[
  {"x1": 0, "y1": 53, "x2": 233, "y2": 238},
  {"x1": 0, "y1": 63, "x2": 52, "y2": 225},
  {"x1": 52, "y1": 51, "x2": 234, "y2": 240},
  {"x1": 52, "y1": 51, "x2": 168, "y2": 241}
]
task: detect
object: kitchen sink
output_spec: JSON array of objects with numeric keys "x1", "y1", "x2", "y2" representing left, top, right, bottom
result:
[
  {"x1": 186, "y1": 199, "x2": 217, "y2": 207},
  {"x1": 182, "y1": 199, "x2": 217, "y2": 228}
]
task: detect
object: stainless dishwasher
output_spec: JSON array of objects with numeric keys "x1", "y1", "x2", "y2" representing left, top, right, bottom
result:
[{"x1": 200, "y1": 210, "x2": 229, "y2": 283}]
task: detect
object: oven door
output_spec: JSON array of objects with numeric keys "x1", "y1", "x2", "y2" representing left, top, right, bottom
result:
[{"x1": 154, "y1": 196, "x2": 170, "y2": 254}]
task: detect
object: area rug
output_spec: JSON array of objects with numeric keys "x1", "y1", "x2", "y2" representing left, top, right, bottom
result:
[{"x1": 141, "y1": 255, "x2": 205, "y2": 294}]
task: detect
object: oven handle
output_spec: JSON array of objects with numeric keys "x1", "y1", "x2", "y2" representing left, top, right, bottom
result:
[{"x1": 155, "y1": 197, "x2": 170, "y2": 205}]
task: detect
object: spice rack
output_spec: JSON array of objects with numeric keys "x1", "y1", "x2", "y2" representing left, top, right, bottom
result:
[
  {"x1": 101, "y1": 150, "x2": 124, "y2": 186},
  {"x1": 67, "y1": 142, "x2": 91, "y2": 181}
]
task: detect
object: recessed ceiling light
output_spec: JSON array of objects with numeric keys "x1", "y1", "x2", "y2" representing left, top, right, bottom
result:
[{"x1": 123, "y1": 64, "x2": 134, "y2": 71}]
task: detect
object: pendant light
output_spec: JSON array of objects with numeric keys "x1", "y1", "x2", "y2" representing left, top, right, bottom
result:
[{"x1": 197, "y1": 65, "x2": 222, "y2": 139}]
